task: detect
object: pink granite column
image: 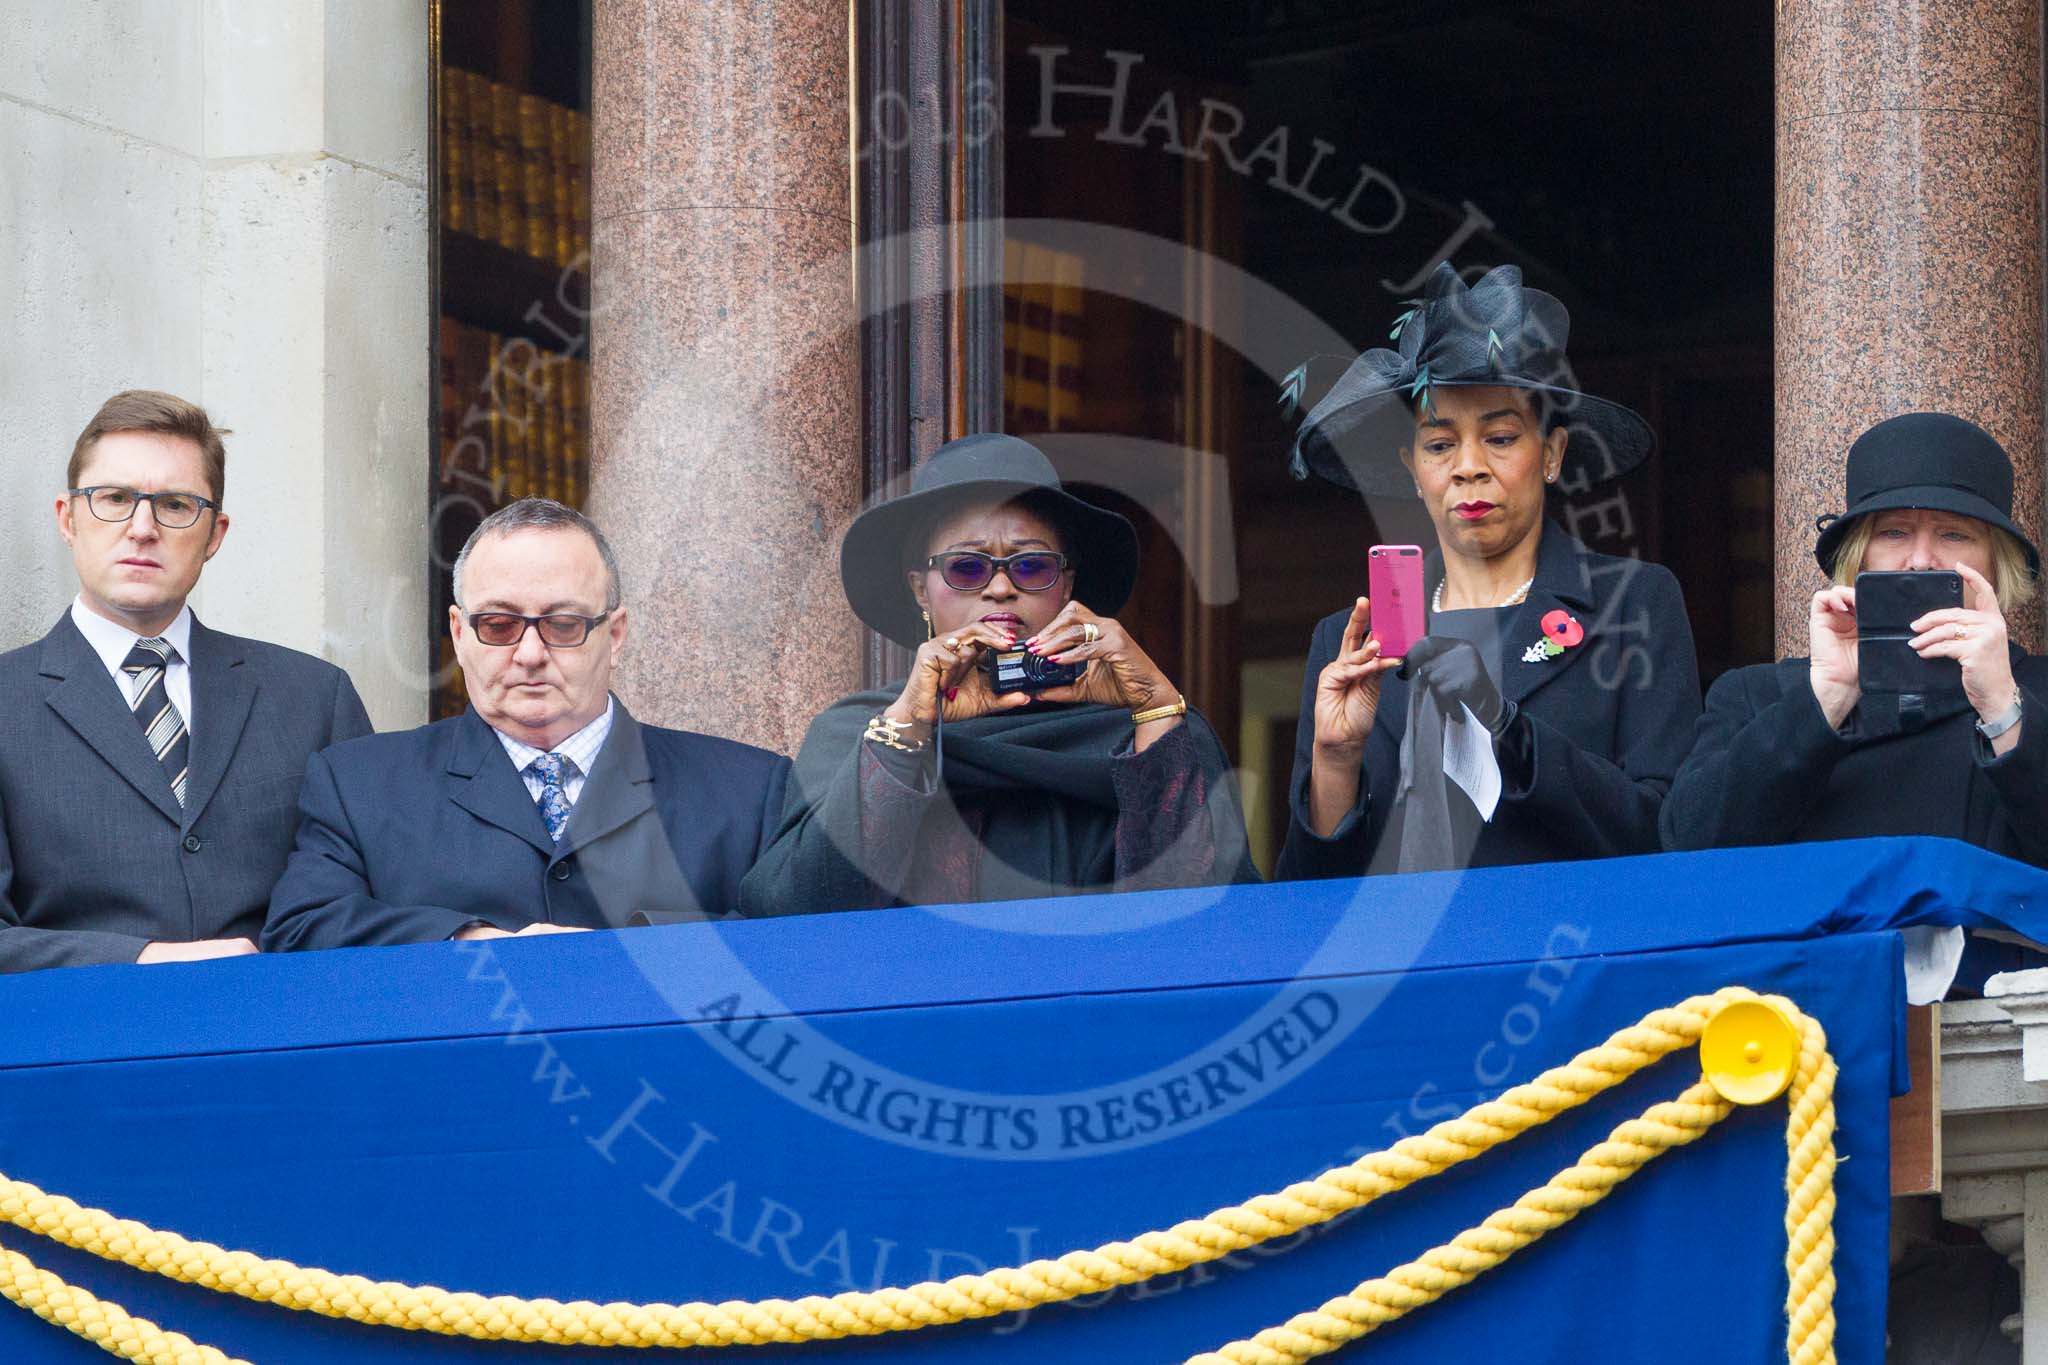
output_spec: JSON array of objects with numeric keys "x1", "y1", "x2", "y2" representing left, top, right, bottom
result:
[
  {"x1": 1776, "y1": 0, "x2": 2045, "y2": 654},
  {"x1": 587, "y1": 2, "x2": 860, "y2": 752}
]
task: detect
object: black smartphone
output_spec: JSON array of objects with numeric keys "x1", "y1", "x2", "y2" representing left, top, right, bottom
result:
[
  {"x1": 1854, "y1": 570, "x2": 1965, "y2": 693},
  {"x1": 982, "y1": 646, "x2": 1085, "y2": 695}
]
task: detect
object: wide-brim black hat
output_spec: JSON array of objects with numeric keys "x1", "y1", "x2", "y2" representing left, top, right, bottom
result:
[
  {"x1": 1813, "y1": 412, "x2": 2040, "y2": 577},
  {"x1": 1285, "y1": 262, "x2": 1656, "y2": 497},
  {"x1": 841, "y1": 433, "x2": 1141, "y2": 647}
]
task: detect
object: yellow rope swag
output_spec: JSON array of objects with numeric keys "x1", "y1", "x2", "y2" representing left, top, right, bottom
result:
[{"x1": 0, "y1": 985, "x2": 1836, "y2": 1364}]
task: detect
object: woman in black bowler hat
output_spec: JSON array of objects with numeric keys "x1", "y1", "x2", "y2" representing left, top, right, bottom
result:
[
  {"x1": 739, "y1": 433, "x2": 1256, "y2": 915},
  {"x1": 1663, "y1": 412, "x2": 2048, "y2": 862},
  {"x1": 1277, "y1": 262, "x2": 1703, "y2": 878}
]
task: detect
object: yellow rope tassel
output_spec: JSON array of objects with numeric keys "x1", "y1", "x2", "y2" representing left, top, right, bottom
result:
[{"x1": 0, "y1": 986, "x2": 1835, "y2": 1363}]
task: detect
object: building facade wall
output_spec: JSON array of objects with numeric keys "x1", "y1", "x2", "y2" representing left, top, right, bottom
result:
[{"x1": 0, "y1": 1, "x2": 430, "y2": 729}]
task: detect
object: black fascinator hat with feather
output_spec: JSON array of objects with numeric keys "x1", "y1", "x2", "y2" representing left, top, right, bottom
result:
[{"x1": 1281, "y1": 262, "x2": 1656, "y2": 498}]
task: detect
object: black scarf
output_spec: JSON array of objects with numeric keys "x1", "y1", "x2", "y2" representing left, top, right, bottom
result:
[{"x1": 774, "y1": 686, "x2": 1259, "y2": 909}]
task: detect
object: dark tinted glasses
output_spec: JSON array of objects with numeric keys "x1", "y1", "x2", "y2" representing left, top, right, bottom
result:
[
  {"x1": 466, "y1": 611, "x2": 611, "y2": 647},
  {"x1": 926, "y1": 550, "x2": 1070, "y2": 593}
]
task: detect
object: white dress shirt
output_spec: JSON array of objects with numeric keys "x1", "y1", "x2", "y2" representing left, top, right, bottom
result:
[
  {"x1": 70, "y1": 598, "x2": 196, "y2": 735},
  {"x1": 494, "y1": 696, "x2": 615, "y2": 812}
]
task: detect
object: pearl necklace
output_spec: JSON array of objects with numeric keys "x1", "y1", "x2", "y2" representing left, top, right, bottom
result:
[{"x1": 1433, "y1": 574, "x2": 1535, "y2": 613}]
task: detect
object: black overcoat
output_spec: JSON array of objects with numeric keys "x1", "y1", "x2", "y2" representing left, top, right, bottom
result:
[
  {"x1": 1277, "y1": 523, "x2": 1702, "y2": 878},
  {"x1": 1661, "y1": 651, "x2": 2048, "y2": 864}
]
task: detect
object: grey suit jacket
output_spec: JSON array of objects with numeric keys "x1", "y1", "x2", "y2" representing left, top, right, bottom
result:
[{"x1": 0, "y1": 612, "x2": 373, "y2": 971}]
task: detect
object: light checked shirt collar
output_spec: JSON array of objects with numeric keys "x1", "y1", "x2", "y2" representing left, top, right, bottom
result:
[{"x1": 494, "y1": 695, "x2": 615, "y2": 810}]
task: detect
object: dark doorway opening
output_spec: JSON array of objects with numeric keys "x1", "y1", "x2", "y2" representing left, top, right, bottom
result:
[{"x1": 1001, "y1": 0, "x2": 1774, "y2": 869}]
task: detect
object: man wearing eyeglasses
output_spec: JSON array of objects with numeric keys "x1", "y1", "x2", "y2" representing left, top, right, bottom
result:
[
  {"x1": 0, "y1": 390, "x2": 373, "y2": 972},
  {"x1": 263, "y1": 498, "x2": 790, "y2": 949}
]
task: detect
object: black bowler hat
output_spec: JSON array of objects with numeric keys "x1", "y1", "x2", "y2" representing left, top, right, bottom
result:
[
  {"x1": 840, "y1": 433, "x2": 1141, "y2": 647},
  {"x1": 1813, "y1": 413, "x2": 2040, "y2": 576},
  {"x1": 1284, "y1": 262, "x2": 1657, "y2": 497}
]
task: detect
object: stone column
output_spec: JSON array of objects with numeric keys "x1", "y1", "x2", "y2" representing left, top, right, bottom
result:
[
  {"x1": 587, "y1": 3, "x2": 861, "y2": 754},
  {"x1": 1775, "y1": 1, "x2": 2046, "y2": 654}
]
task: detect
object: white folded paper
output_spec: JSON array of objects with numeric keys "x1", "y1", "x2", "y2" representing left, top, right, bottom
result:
[
  {"x1": 1443, "y1": 703, "x2": 1502, "y2": 821},
  {"x1": 1902, "y1": 924, "x2": 1966, "y2": 1006}
]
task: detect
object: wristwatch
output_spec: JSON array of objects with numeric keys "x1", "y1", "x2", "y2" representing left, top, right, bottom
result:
[{"x1": 1977, "y1": 693, "x2": 2024, "y2": 741}]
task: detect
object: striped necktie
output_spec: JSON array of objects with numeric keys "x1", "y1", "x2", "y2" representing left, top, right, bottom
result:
[{"x1": 122, "y1": 637, "x2": 190, "y2": 807}]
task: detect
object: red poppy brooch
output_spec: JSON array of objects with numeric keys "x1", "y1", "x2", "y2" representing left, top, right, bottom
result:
[{"x1": 1522, "y1": 609, "x2": 1585, "y2": 663}]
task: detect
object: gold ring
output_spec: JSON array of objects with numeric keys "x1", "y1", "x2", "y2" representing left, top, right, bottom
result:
[
  {"x1": 944, "y1": 636, "x2": 961, "y2": 650},
  {"x1": 1082, "y1": 622, "x2": 1101, "y2": 644},
  {"x1": 1955, "y1": 624, "x2": 1968, "y2": 641}
]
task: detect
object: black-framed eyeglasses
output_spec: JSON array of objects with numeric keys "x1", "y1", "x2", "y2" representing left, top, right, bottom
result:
[
  {"x1": 69, "y1": 485, "x2": 219, "y2": 530},
  {"x1": 465, "y1": 611, "x2": 612, "y2": 648},
  {"x1": 925, "y1": 550, "x2": 1071, "y2": 593}
]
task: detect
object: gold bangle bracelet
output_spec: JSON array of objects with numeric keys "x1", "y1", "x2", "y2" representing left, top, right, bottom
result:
[
  {"x1": 863, "y1": 715, "x2": 929, "y2": 752},
  {"x1": 1130, "y1": 696, "x2": 1188, "y2": 726}
]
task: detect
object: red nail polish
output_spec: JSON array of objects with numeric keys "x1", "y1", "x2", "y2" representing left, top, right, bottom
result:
[{"x1": 944, "y1": 687, "x2": 958, "y2": 702}]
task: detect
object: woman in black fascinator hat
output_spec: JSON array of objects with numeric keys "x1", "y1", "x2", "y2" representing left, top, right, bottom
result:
[{"x1": 1276, "y1": 262, "x2": 1703, "y2": 878}]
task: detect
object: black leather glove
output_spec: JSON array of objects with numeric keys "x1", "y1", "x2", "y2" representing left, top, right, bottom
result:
[{"x1": 1399, "y1": 636, "x2": 1513, "y2": 736}]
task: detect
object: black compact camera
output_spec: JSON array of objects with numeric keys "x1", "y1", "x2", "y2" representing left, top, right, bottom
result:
[{"x1": 983, "y1": 646, "x2": 1085, "y2": 695}]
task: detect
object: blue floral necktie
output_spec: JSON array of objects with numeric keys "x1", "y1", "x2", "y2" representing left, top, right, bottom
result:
[{"x1": 529, "y1": 752, "x2": 571, "y2": 842}]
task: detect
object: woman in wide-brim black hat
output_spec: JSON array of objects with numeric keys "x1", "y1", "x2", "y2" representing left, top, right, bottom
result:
[
  {"x1": 1276, "y1": 261, "x2": 1703, "y2": 878},
  {"x1": 1664, "y1": 411, "x2": 2048, "y2": 867},
  {"x1": 739, "y1": 433, "x2": 1256, "y2": 915}
]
